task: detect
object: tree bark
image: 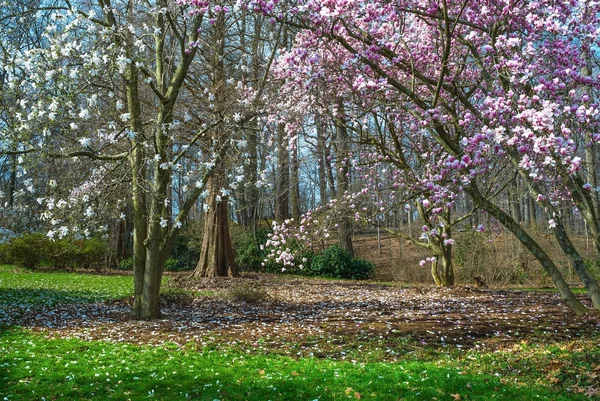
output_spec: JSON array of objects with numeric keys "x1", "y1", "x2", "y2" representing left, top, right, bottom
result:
[
  {"x1": 316, "y1": 117, "x2": 329, "y2": 206},
  {"x1": 275, "y1": 123, "x2": 290, "y2": 222},
  {"x1": 334, "y1": 99, "x2": 354, "y2": 257},
  {"x1": 466, "y1": 183, "x2": 588, "y2": 315},
  {"x1": 7, "y1": 154, "x2": 16, "y2": 209},
  {"x1": 191, "y1": 177, "x2": 238, "y2": 278},
  {"x1": 290, "y1": 136, "x2": 301, "y2": 222}
]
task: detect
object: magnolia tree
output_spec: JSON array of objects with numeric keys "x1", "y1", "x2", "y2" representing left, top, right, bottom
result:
[
  {"x1": 1, "y1": 0, "x2": 275, "y2": 318},
  {"x1": 244, "y1": 0, "x2": 600, "y2": 314},
  {"x1": 262, "y1": 19, "x2": 482, "y2": 287}
]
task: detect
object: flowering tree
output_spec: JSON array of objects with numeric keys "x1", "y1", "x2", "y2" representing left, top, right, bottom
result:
[
  {"x1": 1, "y1": 0, "x2": 275, "y2": 318},
  {"x1": 244, "y1": 0, "x2": 600, "y2": 314}
]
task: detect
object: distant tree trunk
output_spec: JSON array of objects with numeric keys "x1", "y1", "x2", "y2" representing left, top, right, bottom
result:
[
  {"x1": 508, "y1": 185, "x2": 522, "y2": 224},
  {"x1": 528, "y1": 196, "x2": 537, "y2": 230},
  {"x1": 334, "y1": 99, "x2": 354, "y2": 257},
  {"x1": 316, "y1": 117, "x2": 328, "y2": 206},
  {"x1": 7, "y1": 154, "x2": 16, "y2": 209},
  {"x1": 275, "y1": 123, "x2": 290, "y2": 222},
  {"x1": 325, "y1": 141, "x2": 337, "y2": 199},
  {"x1": 583, "y1": 50, "x2": 600, "y2": 218},
  {"x1": 236, "y1": 13, "x2": 260, "y2": 231},
  {"x1": 290, "y1": 135, "x2": 301, "y2": 222},
  {"x1": 191, "y1": 176, "x2": 238, "y2": 278},
  {"x1": 107, "y1": 218, "x2": 128, "y2": 269}
]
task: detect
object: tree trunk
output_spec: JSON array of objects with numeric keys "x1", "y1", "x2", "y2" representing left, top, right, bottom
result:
[
  {"x1": 431, "y1": 260, "x2": 442, "y2": 286},
  {"x1": 291, "y1": 136, "x2": 301, "y2": 223},
  {"x1": 237, "y1": 14, "x2": 260, "y2": 231},
  {"x1": 191, "y1": 176, "x2": 238, "y2": 278},
  {"x1": 507, "y1": 152, "x2": 600, "y2": 309},
  {"x1": 528, "y1": 196, "x2": 537, "y2": 230},
  {"x1": 439, "y1": 249, "x2": 455, "y2": 286},
  {"x1": 552, "y1": 217, "x2": 600, "y2": 308},
  {"x1": 7, "y1": 154, "x2": 16, "y2": 209},
  {"x1": 316, "y1": 117, "x2": 329, "y2": 206},
  {"x1": 334, "y1": 99, "x2": 354, "y2": 257},
  {"x1": 430, "y1": 251, "x2": 455, "y2": 287},
  {"x1": 275, "y1": 123, "x2": 290, "y2": 222},
  {"x1": 467, "y1": 183, "x2": 588, "y2": 315}
]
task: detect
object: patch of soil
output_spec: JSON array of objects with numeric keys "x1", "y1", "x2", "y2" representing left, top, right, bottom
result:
[{"x1": 3, "y1": 275, "x2": 599, "y2": 359}]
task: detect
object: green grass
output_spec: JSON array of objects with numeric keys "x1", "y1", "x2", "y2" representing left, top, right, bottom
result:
[
  {"x1": 0, "y1": 330, "x2": 592, "y2": 401},
  {"x1": 0, "y1": 265, "x2": 133, "y2": 306}
]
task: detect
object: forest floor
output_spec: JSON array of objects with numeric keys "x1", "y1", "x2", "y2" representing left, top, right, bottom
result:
[
  {"x1": 2, "y1": 267, "x2": 600, "y2": 400},
  {"x1": 2, "y1": 272, "x2": 599, "y2": 354}
]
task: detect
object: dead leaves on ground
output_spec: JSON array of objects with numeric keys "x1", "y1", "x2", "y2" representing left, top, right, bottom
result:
[{"x1": 1, "y1": 275, "x2": 598, "y2": 357}]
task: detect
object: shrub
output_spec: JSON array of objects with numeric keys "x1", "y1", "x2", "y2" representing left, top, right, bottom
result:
[
  {"x1": 160, "y1": 287, "x2": 195, "y2": 304},
  {"x1": 118, "y1": 257, "x2": 134, "y2": 271},
  {"x1": 228, "y1": 281, "x2": 270, "y2": 303},
  {"x1": 231, "y1": 226, "x2": 272, "y2": 271},
  {"x1": 0, "y1": 234, "x2": 109, "y2": 270},
  {"x1": 309, "y1": 244, "x2": 374, "y2": 280},
  {"x1": 164, "y1": 258, "x2": 179, "y2": 272},
  {"x1": 2, "y1": 233, "x2": 47, "y2": 268},
  {"x1": 169, "y1": 232, "x2": 199, "y2": 271},
  {"x1": 45, "y1": 238, "x2": 80, "y2": 269},
  {"x1": 78, "y1": 237, "x2": 108, "y2": 269}
]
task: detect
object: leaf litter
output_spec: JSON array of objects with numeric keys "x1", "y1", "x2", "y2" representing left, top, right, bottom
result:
[{"x1": 2, "y1": 274, "x2": 598, "y2": 360}]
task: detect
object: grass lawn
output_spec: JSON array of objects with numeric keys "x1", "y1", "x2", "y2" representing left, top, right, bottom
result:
[
  {"x1": 0, "y1": 265, "x2": 133, "y2": 306},
  {"x1": 2, "y1": 329, "x2": 594, "y2": 401},
  {"x1": 0, "y1": 266, "x2": 598, "y2": 400}
]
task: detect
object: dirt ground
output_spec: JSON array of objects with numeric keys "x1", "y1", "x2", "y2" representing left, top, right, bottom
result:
[{"x1": 4, "y1": 275, "x2": 599, "y2": 359}]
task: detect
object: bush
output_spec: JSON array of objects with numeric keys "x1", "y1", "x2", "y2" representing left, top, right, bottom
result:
[
  {"x1": 228, "y1": 281, "x2": 270, "y2": 303},
  {"x1": 164, "y1": 258, "x2": 180, "y2": 272},
  {"x1": 2, "y1": 233, "x2": 46, "y2": 268},
  {"x1": 0, "y1": 234, "x2": 109, "y2": 270},
  {"x1": 160, "y1": 287, "x2": 195, "y2": 304},
  {"x1": 230, "y1": 225, "x2": 272, "y2": 271},
  {"x1": 169, "y1": 232, "x2": 199, "y2": 271},
  {"x1": 118, "y1": 257, "x2": 134, "y2": 271},
  {"x1": 78, "y1": 237, "x2": 108, "y2": 269},
  {"x1": 308, "y1": 244, "x2": 374, "y2": 280}
]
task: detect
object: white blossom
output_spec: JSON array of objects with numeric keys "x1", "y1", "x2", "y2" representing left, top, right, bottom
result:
[
  {"x1": 84, "y1": 206, "x2": 95, "y2": 218},
  {"x1": 58, "y1": 226, "x2": 69, "y2": 238},
  {"x1": 78, "y1": 108, "x2": 90, "y2": 120}
]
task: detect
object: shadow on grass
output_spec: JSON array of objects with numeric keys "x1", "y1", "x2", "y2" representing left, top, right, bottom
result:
[
  {"x1": 0, "y1": 330, "x2": 587, "y2": 401},
  {"x1": 0, "y1": 288, "x2": 126, "y2": 307}
]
